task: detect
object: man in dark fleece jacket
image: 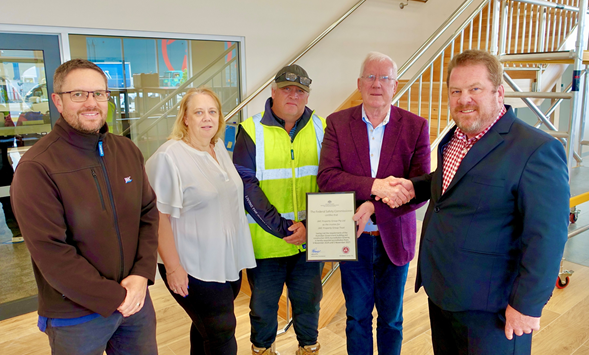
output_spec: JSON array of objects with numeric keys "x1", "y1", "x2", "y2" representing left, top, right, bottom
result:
[{"x1": 11, "y1": 59, "x2": 159, "y2": 355}]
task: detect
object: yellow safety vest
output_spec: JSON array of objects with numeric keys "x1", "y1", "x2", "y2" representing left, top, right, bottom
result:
[{"x1": 241, "y1": 111, "x2": 326, "y2": 259}]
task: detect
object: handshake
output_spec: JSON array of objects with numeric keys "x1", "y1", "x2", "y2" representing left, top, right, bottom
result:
[
  {"x1": 352, "y1": 176, "x2": 415, "y2": 237},
  {"x1": 371, "y1": 176, "x2": 415, "y2": 208}
]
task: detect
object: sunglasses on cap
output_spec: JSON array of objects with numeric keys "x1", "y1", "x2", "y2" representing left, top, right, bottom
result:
[{"x1": 275, "y1": 72, "x2": 312, "y2": 86}]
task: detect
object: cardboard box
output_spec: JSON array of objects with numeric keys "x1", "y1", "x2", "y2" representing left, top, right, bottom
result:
[{"x1": 133, "y1": 73, "x2": 159, "y2": 88}]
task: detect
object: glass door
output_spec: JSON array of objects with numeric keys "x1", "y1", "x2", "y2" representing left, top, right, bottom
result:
[{"x1": 0, "y1": 32, "x2": 61, "y2": 320}]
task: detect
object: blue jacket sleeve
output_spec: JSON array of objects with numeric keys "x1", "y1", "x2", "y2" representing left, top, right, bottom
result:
[
  {"x1": 509, "y1": 138, "x2": 569, "y2": 317},
  {"x1": 233, "y1": 126, "x2": 294, "y2": 238}
]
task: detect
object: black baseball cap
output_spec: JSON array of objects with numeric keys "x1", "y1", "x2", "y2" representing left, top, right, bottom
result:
[{"x1": 274, "y1": 64, "x2": 312, "y2": 92}]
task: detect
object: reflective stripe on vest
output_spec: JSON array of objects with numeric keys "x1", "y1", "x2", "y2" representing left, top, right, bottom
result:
[
  {"x1": 246, "y1": 210, "x2": 307, "y2": 225},
  {"x1": 241, "y1": 111, "x2": 325, "y2": 258},
  {"x1": 252, "y1": 112, "x2": 324, "y2": 182}
]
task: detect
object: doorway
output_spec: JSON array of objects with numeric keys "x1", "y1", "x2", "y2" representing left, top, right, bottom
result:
[{"x1": 0, "y1": 32, "x2": 61, "y2": 320}]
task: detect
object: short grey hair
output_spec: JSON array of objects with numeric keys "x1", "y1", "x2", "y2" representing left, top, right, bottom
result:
[{"x1": 359, "y1": 52, "x2": 398, "y2": 79}]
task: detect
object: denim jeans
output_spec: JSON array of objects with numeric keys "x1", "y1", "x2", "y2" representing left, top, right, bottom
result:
[
  {"x1": 159, "y1": 263, "x2": 241, "y2": 355},
  {"x1": 340, "y1": 234, "x2": 409, "y2": 355},
  {"x1": 247, "y1": 252, "x2": 323, "y2": 348},
  {"x1": 44, "y1": 290, "x2": 157, "y2": 355}
]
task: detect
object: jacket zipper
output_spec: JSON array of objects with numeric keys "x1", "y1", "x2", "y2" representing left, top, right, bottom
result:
[
  {"x1": 98, "y1": 140, "x2": 125, "y2": 282},
  {"x1": 290, "y1": 140, "x2": 305, "y2": 251},
  {"x1": 290, "y1": 144, "x2": 298, "y2": 221},
  {"x1": 91, "y1": 169, "x2": 106, "y2": 211}
]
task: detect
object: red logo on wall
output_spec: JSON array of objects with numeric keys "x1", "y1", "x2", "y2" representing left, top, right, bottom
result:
[{"x1": 343, "y1": 246, "x2": 350, "y2": 254}]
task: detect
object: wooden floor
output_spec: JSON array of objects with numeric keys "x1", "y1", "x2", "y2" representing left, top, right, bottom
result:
[{"x1": 0, "y1": 255, "x2": 588, "y2": 354}]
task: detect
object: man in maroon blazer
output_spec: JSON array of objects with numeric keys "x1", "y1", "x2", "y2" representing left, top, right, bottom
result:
[{"x1": 317, "y1": 52, "x2": 430, "y2": 355}]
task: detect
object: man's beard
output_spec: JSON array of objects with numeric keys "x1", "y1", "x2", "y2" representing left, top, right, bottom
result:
[
  {"x1": 452, "y1": 104, "x2": 493, "y2": 136},
  {"x1": 64, "y1": 107, "x2": 106, "y2": 134}
]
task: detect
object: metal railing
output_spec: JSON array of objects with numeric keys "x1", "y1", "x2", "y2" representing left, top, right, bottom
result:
[
  {"x1": 392, "y1": 0, "x2": 493, "y2": 142},
  {"x1": 121, "y1": 43, "x2": 238, "y2": 138},
  {"x1": 390, "y1": 0, "x2": 583, "y2": 151},
  {"x1": 223, "y1": 0, "x2": 367, "y2": 122},
  {"x1": 497, "y1": 0, "x2": 580, "y2": 57}
]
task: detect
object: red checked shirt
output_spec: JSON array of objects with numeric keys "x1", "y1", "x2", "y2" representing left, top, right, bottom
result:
[{"x1": 442, "y1": 106, "x2": 507, "y2": 194}]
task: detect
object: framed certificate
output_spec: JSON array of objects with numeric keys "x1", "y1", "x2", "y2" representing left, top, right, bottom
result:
[{"x1": 306, "y1": 192, "x2": 357, "y2": 262}]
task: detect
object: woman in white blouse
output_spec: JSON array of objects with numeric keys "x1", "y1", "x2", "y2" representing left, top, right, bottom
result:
[{"x1": 146, "y1": 87, "x2": 255, "y2": 355}]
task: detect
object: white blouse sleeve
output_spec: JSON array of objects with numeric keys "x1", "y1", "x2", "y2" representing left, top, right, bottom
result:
[{"x1": 145, "y1": 151, "x2": 183, "y2": 219}]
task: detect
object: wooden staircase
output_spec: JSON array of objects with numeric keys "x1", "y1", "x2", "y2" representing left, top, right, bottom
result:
[{"x1": 335, "y1": 0, "x2": 581, "y2": 144}]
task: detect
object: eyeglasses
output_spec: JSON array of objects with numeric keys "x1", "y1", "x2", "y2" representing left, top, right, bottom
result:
[
  {"x1": 276, "y1": 72, "x2": 312, "y2": 86},
  {"x1": 57, "y1": 90, "x2": 111, "y2": 102},
  {"x1": 361, "y1": 75, "x2": 396, "y2": 83}
]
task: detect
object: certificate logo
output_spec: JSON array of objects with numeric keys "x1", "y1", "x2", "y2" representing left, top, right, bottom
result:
[
  {"x1": 321, "y1": 200, "x2": 338, "y2": 207},
  {"x1": 342, "y1": 246, "x2": 350, "y2": 254}
]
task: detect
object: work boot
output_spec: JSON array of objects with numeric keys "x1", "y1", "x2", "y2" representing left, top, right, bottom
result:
[
  {"x1": 252, "y1": 343, "x2": 279, "y2": 355},
  {"x1": 295, "y1": 343, "x2": 320, "y2": 355}
]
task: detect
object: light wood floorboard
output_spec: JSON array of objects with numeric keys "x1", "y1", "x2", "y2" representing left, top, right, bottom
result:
[{"x1": 0, "y1": 259, "x2": 587, "y2": 354}]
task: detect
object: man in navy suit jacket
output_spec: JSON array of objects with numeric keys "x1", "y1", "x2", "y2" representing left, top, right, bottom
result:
[
  {"x1": 317, "y1": 52, "x2": 430, "y2": 355},
  {"x1": 389, "y1": 50, "x2": 569, "y2": 354}
]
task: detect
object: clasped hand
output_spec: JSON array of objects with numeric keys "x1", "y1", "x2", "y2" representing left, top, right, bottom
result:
[
  {"x1": 283, "y1": 221, "x2": 306, "y2": 245},
  {"x1": 371, "y1": 176, "x2": 415, "y2": 208},
  {"x1": 117, "y1": 275, "x2": 148, "y2": 317}
]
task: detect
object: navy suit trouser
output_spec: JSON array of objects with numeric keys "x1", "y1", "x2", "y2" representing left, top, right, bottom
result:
[{"x1": 428, "y1": 298, "x2": 532, "y2": 355}]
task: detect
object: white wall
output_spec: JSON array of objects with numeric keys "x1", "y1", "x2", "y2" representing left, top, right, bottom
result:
[{"x1": 1, "y1": 0, "x2": 482, "y2": 118}]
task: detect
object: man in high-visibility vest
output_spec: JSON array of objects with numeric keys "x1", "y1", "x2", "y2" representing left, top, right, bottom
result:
[{"x1": 233, "y1": 64, "x2": 325, "y2": 355}]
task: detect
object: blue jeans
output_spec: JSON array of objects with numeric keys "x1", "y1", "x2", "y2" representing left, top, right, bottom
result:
[
  {"x1": 247, "y1": 252, "x2": 323, "y2": 348},
  {"x1": 44, "y1": 290, "x2": 157, "y2": 355},
  {"x1": 340, "y1": 234, "x2": 409, "y2": 355}
]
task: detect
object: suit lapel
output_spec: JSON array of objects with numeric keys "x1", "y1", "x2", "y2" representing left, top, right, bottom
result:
[
  {"x1": 349, "y1": 106, "x2": 372, "y2": 176},
  {"x1": 376, "y1": 107, "x2": 402, "y2": 178},
  {"x1": 442, "y1": 111, "x2": 514, "y2": 196}
]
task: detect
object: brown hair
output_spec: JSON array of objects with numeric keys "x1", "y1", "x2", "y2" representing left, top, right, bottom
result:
[
  {"x1": 447, "y1": 50, "x2": 503, "y2": 89},
  {"x1": 53, "y1": 59, "x2": 108, "y2": 93},
  {"x1": 169, "y1": 87, "x2": 226, "y2": 144}
]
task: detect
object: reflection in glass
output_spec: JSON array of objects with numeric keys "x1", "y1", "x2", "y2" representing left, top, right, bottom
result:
[
  {"x1": 0, "y1": 49, "x2": 50, "y2": 306},
  {"x1": 69, "y1": 35, "x2": 242, "y2": 160}
]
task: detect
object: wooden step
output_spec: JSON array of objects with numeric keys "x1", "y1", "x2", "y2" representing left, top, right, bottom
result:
[{"x1": 501, "y1": 51, "x2": 589, "y2": 65}]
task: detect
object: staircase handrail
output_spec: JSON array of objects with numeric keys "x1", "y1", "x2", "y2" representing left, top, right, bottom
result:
[
  {"x1": 397, "y1": 0, "x2": 476, "y2": 78},
  {"x1": 121, "y1": 43, "x2": 237, "y2": 136},
  {"x1": 133, "y1": 55, "x2": 239, "y2": 139},
  {"x1": 430, "y1": 121, "x2": 456, "y2": 152},
  {"x1": 392, "y1": 0, "x2": 489, "y2": 105},
  {"x1": 509, "y1": 0, "x2": 585, "y2": 13},
  {"x1": 224, "y1": 0, "x2": 367, "y2": 122}
]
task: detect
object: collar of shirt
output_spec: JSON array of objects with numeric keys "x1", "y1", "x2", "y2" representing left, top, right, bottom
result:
[
  {"x1": 271, "y1": 110, "x2": 303, "y2": 142},
  {"x1": 441, "y1": 105, "x2": 507, "y2": 194},
  {"x1": 362, "y1": 104, "x2": 391, "y2": 179},
  {"x1": 361, "y1": 104, "x2": 391, "y2": 129},
  {"x1": 452, "y1": 105, "x2": 507, "y2": 146}
]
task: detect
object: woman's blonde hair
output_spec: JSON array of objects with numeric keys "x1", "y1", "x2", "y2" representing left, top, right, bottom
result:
[{"x1": 169, "y1": 87, "x2": 226, "y2": 144}]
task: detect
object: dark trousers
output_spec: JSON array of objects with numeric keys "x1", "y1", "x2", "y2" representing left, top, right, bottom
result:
[
  {"x1": 159, "y1": 264, "x2": 242, "y2": 355},
  {"x1": 428, "y1": 298, "x2": 533, "y2": 355},
  {"x1": 340, "y1": 234, "x2": 409, "y2": 355},
  {"x1": 45, "y1": 290, "x2": 157, "y2": 355},
  {"x1": 247, "y1": 252, "x2": 323, "y2": 348}
]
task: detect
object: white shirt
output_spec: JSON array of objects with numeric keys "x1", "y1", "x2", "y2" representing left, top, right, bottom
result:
[
  {"x1": 146, "y1": 139, "x2": 256, "y2": 282},
  {"x1": 361, "y1": 104, "x2": 391, "y2": 232}
]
